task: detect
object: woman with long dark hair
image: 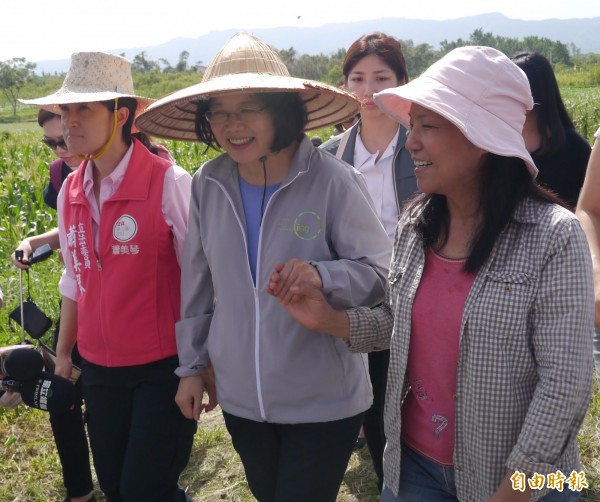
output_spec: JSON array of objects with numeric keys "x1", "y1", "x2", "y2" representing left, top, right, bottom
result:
[{"x1": 512, "y1": 51, "x2": 591, "y2": 208}]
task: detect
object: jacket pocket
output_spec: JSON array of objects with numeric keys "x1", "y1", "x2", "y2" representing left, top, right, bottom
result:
[{"x1": 480, "y1": 269, "x2": 536, "y2": 339}]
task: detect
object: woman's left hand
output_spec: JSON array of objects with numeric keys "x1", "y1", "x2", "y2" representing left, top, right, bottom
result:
[
  {"x1": 489, "y1": 472, "x2": 531, "y2": 501},
  {"x1": 267, "y1": 268, "x2": 350, "y2": 340},
  {"x1": 266, "y1": 259, "x2": 322, "y2": 306}
]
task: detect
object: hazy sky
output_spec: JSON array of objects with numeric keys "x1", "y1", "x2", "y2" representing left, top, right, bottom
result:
[{"x1": 2, "y1": 0, "x2": 598, "y2": 62}]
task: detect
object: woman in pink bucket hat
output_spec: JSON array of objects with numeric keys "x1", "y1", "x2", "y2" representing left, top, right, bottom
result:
[{"x1": 273, "y1": 46, "x2": 594, "y2": 501}]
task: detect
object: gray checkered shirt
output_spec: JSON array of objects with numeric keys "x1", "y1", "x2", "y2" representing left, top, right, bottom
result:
[{"x1": 347, "y1": 198, "x2": 595, "y2": 501}]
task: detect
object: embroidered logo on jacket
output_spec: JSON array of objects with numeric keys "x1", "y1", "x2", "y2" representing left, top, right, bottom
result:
[
  {"x1": 113, "y1": 215, "x2": 138, "y2": 242},
  {"x1": 293, "y1": 211, "x2": 322, "y2": 241}
]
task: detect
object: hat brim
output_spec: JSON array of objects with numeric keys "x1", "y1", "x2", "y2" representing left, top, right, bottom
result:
[
  {"x1": 374, "y1": 77, "x2": 538, "y2": 178},
  {"x1": 135, "y1": 73, "x2": 360, "y2": 141},
  {"x1": 19, "y1": 90, "x2": 154, "y2": 116}
]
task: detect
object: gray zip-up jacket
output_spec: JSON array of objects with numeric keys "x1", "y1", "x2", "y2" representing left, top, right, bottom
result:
[{"x1": 176, "y1": 137, "x2": 392, "y2": 423}]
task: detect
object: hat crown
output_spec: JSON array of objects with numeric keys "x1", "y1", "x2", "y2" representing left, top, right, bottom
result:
[
  {"x1": 62, "y1": 52, "x2": 135, "y2": 96},
  {"x1": 372, "y1": 45, "x2": 538, "y2": 178},
  {"x1": 202, "y1": 32, "x2": 291, "y2": 82},
  {"x1": 135, "y1": 32, "x2": 360, "y2": 141},
  {"x1": 423, "y1": 46, "x2": 533, "y2": 134}
]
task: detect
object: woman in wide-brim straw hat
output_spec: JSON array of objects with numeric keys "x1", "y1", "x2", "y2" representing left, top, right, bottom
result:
[
  {"x1": 136, "y1": 32, "x2": 392, "y2": 501},
  {"x1": 22, "y1": 51, "x2": 198, "y2": 502},
  {"x1": 271, "y1": 46, "x2": 595, "y2": 502}
]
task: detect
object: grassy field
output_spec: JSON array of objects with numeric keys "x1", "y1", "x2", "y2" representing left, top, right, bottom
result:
[
  {"x1": 0, "y1": 404, "x2": 381, "y2": 501},
  {"x1": 0, "y1": 396, "x2": 597, "y2": 501},
  {"x1": 561, "y1": 86, "x2": 600, "y2": 142},
  {"x1": 1, "y1": 90, "x2": 599, "y2": 500}
]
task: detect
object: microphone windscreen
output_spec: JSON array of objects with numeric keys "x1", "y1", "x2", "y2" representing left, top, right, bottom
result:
[
  {"x1": 1, "y1": 348, "x2": 44, "y2": 381},
  {"x1": 20, "y1": 372, "x2": 75, "y2": 413}
]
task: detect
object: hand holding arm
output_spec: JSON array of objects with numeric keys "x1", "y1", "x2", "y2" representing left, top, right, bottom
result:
[
  {"x1": 266, "y1": 259, "x2": 322, "y2": 306},
  {"x1": 267, "y1": 268, "x2": 350, "y2": 340}
]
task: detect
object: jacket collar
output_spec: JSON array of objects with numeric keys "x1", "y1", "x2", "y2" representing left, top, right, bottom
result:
[
  {"x1": 340, "y1": 119, "x2": 408, "y2": 162},
  {"x1": 511, "y1": 197, "x2": 548, "y2": 224},
  {"x1": 69, "y1": 139, "x2": 154, "y2": 204}
]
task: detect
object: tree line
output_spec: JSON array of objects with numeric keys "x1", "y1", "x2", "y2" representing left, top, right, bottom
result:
[
  {"x1": 130, "y1": 30, "x2": 582, "y2": 82},
  {"x1": 2, "y1": 29, "x2": 600, "y2": 118}
]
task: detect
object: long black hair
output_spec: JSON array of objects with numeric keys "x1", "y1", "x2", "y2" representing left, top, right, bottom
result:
[
  {"x1": 511, "y1": 52, "x2": 574, "y2": 156},
  {"x1": 406, "y1": 154, "x2": 565, "y2": 272}
]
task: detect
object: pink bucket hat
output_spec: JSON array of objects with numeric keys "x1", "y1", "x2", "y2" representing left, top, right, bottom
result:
[{"x1": 373, "y1": 46, "x2": 538, "y2": 178}]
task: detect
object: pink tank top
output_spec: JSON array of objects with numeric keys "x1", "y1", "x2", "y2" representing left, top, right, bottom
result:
[{"x1": 401, "y1": 249, "x2": 476, "y2": 465}]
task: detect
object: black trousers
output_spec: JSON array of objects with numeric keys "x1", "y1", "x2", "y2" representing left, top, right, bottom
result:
[
  {"x1": 81, "y1": 356, "x2": 197, "y2": 502},
  {"x1": 223, "y1": 410, "x2": 364, "y2": 502},
  {"x1": 363, "y1": 349, "x2": 389, "y2": 491},
  {"x1": 50, "y1": 326, "x2": 94, "y2": 498}
]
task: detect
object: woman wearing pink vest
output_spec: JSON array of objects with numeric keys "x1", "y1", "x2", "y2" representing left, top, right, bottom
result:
[{"x1": 21, "y1": 52, "x2": 198, "y2": 502}]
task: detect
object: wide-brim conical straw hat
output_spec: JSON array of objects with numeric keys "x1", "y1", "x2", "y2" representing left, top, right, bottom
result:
[
  {"x1": 19, "y1": 52, "x2": 154, "y2": 115},
  {"x1": 135, "y1": 32, "x2": 360, "y2": 141}
]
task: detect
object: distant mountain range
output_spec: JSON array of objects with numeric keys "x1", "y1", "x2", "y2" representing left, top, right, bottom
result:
[{"x1": 35, "y1": 13, "x2": 600, "y2": 74}]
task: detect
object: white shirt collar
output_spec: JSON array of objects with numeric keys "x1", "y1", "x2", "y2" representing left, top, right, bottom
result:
[{"x1": 353, "y1": 125, "x2": 399, "y2": 169}]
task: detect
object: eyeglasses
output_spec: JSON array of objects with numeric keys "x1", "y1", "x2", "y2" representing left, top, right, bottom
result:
[
  {"x1": 205, "y1": 107, "x2": 266, "y2": 125},
  {"x1": 42, "y1": 137, "x2": 67, "y2": 151}
]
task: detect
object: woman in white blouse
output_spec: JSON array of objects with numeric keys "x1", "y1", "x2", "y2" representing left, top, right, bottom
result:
[{"x1": 321, "y1": 32, "x2": 418, "y2": 491}]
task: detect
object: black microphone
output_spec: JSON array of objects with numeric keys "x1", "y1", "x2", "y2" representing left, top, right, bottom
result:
[
  {"x1": 1, "y1": 348, "x2": 44, "y2": 381},
  {"x1": 259, "y1": 155, "x2": 268, "y2": 224},
  {"x1": 1, "y1": 372, "x2": 76, "y2": 413}
]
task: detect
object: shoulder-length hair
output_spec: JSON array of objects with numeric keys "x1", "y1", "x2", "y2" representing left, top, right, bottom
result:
[
  {"x1": 194, "y1": 92, "x2": 307, "y2": 152},
  {"x1": 343, "y1": 32, "x2": 409, "y2": 84},
  {"x1": 406, "y1": 154, "x2": 565, "y2": 272},
  {"x1": 511, "y1": 51, "x2": 574, "y2": 156}
]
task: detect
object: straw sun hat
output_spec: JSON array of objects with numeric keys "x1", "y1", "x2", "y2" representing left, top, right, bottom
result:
[
  {"x1": 135, "y1": 32, "x2": 360, "y2": 141},
  {"x1": 20, "y1": 52, "x2": 154, "y2": 114}
]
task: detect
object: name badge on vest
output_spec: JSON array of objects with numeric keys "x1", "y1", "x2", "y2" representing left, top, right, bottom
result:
[{"x1": 113, "y1": 215, "x2": 140, "y2": 256}]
